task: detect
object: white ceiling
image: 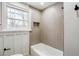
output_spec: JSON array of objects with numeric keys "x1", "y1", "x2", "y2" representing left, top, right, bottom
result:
[{"x1": 23, "y1": 2, "x2": 56, "y2": 10}]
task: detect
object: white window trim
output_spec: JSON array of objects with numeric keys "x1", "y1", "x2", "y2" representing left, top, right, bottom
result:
[{"x1": 2, "y1": 2, "x2": 32, "y2": 31}]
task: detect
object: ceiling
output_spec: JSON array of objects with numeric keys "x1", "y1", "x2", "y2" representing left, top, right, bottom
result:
[{"x1": 23, "y1": 2, "x2": 56, "y2": 10}]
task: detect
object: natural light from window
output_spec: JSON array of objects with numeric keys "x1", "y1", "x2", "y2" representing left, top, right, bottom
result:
[{"x1": 7, "y1": 6, "x2": 30, "y2": 31}]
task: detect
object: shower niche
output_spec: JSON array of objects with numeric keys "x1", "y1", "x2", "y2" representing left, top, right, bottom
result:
[{"x1": 33, "y1": 22, "x2": 40, "y2": 27}]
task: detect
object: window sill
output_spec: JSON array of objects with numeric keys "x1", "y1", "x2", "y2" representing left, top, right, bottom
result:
[{"x1": 0, "y1": 29, "x2": 32, "y2": 32}]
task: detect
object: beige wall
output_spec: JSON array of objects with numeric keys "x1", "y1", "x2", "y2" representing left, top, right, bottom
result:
[
  {"x1": 29, "y1": 7, "x2": 41, "y2": 45},
  {"x1": 40, "y1": 2, "x2": 64, "y2": 51}
]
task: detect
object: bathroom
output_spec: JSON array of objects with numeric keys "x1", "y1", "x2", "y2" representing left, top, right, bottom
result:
[
  {"x1": 0, "y1": 2, "x2": 64, "y2": 56},
  {"x1": 0, "y1": 2, "x2": 79, "y2": 56}
]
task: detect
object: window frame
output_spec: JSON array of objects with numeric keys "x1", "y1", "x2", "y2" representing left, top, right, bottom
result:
[{"x1": 2, "y1": 2, "x2": 32, "y2": 31}]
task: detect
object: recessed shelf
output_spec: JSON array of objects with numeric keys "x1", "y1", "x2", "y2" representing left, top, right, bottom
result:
[{"x1": 33, "y1": 22, "x2": 40, "y2": 26}]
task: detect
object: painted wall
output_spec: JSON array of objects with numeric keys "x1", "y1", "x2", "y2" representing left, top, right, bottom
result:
[
  {"x1": 64, "y1": 2, "x2": 79, "y2": 56},
  {"x1": 40, "y1": 2, "x2": 64, "y2": 51}
]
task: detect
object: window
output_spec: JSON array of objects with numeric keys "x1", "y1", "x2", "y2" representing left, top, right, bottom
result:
[{"x1": 6, "y1": 6, "x2": 30, "y2": 31}]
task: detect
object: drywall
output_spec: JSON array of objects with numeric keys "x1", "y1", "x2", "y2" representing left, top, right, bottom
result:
[
  {"x1": 64, "y1": 2, "x2": 79, "y2": 56},
  {"x1": 40, "y1": 2, "x2": 64, "y2": 51}
]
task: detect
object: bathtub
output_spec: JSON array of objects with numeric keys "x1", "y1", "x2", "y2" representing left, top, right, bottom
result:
[{"x1": 31, "y1": 43, "x2": 63, "y2": 56}]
